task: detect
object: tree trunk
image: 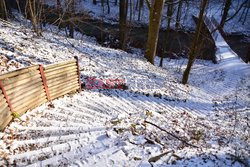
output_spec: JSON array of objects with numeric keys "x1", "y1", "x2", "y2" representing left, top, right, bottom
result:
[
  {"x1": 27, "y1": 0, "x2": 42, "y2": 36},
  {"x1": 219, "y1": 0, "x2": 232, "y2": 29},
  {"x1": 119, "y1": 0, "x2": 128, "y2": 50},
  {"x1": 129, "y1": 0, "x2": 132, "y2": 22},
  {"x1": 0, "y1": 0, "x2": 8, "y2": 20},
  {"x1": 175, "y1": 0, "x2": 183, "y2": 29},
  {"x1": 138, "y1": 0, "x2": 143, "y2": 21},
  {"x1": 16, "y1": 0, "x2": 26, "y2": 14},
  {"x1": 107, "y1": 0, "x2": 110, "y2": 14},
  {"x1": 145, "y1": 0, "x2": 165, "y2": 65},
  {"x1": 182, "y1": 0, "x2": 208, "y2": 84},
  {"x1": 101, "y1": 0, "x2": 104, "y2": 13},
  {"x1": 57, "y1": 0, "x2": 61, "y2": 8},
  {"x1": 68, "y1": 0, "x2": 75, "y2": 38},
  {"x1": 3, "y1": 0, "x2": 14, "y2": 17},
  {"x1": 160, "y1": 0, "x2": 173, "y2": 67}
]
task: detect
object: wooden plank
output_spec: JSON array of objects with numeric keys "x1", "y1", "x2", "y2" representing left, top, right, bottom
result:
[
  {"x1": 11, "y1": 86, "x2": 46, "y2": 105},
  {"x1": 49, "y1": 80, "x2": 79, "y2": 95},
  {"x1": 14, "y1": 93, "x2": 47, "y2": 113},
  {"x1": 12, "y1": 88, "x2": 46, "y2": 108},
  {"x1": 1, "y1": 70, "x2": 41, "y2": 86},
  {"x1": 45, "y1": 69, "x2": 78, "y2": 81},
  {"x1": 0, "y1": 93, "x2": 4, "y2": 99},
  {"x1": 0, "y1": 92, "x2": 5, "y2": 101},
  {"x1": 50, "y1": 83, "x2": 79, "y2": 95},
  {"x1": 47, "y1": 74, "x2": 78, "y2": 86},
  {"x1": 45, "y1": 68, "x2": 77, "y2": 81},
  {"x1": 0, "y1": 98, "x2": 7, "y2": 108},
  {"x1": 18, "y1": 99, "x2": 47, "y2": 116},
  {"x1": 0, "y1": 106, "x2": 11, "y2": 122},
  {"x1": 6, "y1": 78, "x2": 42, "y2": 95},
  {"x1": 44, "y1": 62, "x2": 76, "y2": 73},
  {"x1": 0, "y1": 114, "x2": 12, "y2": 131},
  {"x1": 15, "y1": 96, "x2": 47, "y2": 115},
  {"x1": 0, "y1": 99, "x2": 7, "y2": 108},
  {"x1": 17, "y1": 97, "x2": 47, "y2": 116},
  {"x1": 44, "y1": 66, "x2": 77, "y2": 78},
  {"x1": 50, "y1": 89, "x2": 78, "y2": 101},
  {"x1": 44, "y1": 59, "x2": 76, "y2": 70},
  {"x1": 8, "y1": 81, "x2": 44, "y2": 100},
  {"x1": 0, "y1": 80, "x2": 14, "y2": 112},
  {"x1": 4, "y1": 74, "x2": 42, "y2": 91},
  {"x1": 0, "y1": 65, "x2": 39, "y2": 80},
  {"x1": 49, "y1": 78, "x2": 78, "y2": 90},
  {"x1": 0, "y1": 101, "x2": 8, "y2": 113},
  {"x1": 50, "y1": 84, "x2": 79, "y2": 100}
]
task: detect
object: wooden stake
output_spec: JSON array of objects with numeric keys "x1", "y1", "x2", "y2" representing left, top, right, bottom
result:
[
  {"x1": 74, "y1": 56, "x2": 82, "y2": 91},
  {"x1": 0, "y1": 80, "x2": 13, "y2": 112},
  {"x1": 39, "y1": 65, "x2": 51, "y2": 102}
]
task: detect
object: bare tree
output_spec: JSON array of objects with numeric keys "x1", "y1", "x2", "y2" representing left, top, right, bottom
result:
[
  {"x1": 0, "y1": 0, "x2": 8, "y2": 20},
  {"x1": 182, "y1": 0, "x2": 208, "y2": 84},
  {"x1": 119, "y1": 0, "x2": 128, "y2": 50},
  {"x1": 138, "y1": 0, "x2": 143, "y2": 21},
  {"x1": 160, "y1": 0, "x2": 174, "y2": 67},
  {"x1": 67, "y1": 0, "x2": 75, "y2": 38},
  {"x1": 107, "y1": 0, "x2": 110, "y2": 14},
  {"x1": 57, "y1": 0, "x2": 61, "y2": 8},
  {"x1": 27, "y1": 0, "x2": 42, "y2": 36},
  {"x1": 219, "y1": 0, "x2": 232, "y2": 29},
  {"x1": 175, "y1": 0, "x2": 183, "y2": 29},
  {"x1": 101, "y1": 0, "x2": 104, "y2": 13},
  {"x1": 225, "y1": 0, "x2": 248, "y2": 23},
  {"x1": 145, "y1": 0, "x2": 165, "y2": 65},
  {"x1": 129, "y1": 0, "x2": 132, "y2": 21}
]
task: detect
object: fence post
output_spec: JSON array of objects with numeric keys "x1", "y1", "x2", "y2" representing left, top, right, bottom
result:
[
  {"x1": 39, "y1": 65, "x2": 51, "y2": 102},
  {"x1": 0, "y1": 80, "x2": 14, "y2": 112},
  {"x1": 74, "y1": 56, "x2": 82, "y2": 92}
]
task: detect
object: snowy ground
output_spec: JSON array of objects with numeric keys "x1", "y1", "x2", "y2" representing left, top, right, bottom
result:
[
  {"x1": 44, "y1": 0, "x2": 250, "y2": 34},
  {"x1": 0, "y1": 19, "x2": 250, "y2": 166}
]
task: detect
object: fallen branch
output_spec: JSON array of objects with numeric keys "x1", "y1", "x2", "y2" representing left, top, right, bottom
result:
[
  {"x1": 148, "y1": 150, "x2": 173, "y2": 163},
  {"x1": 145, "y1": 136, "x2": 164, "y2": 147},
  {"x1": 144, "y1": 120, "x2": 199, "y2": 148}
]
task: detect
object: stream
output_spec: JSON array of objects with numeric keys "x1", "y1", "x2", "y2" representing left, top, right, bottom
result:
[{"x1": 43, "y1": 7, "x2": 249, "y2": 63}]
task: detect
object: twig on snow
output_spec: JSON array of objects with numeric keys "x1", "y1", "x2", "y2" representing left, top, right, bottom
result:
[{"x1": 144, "y1": 120, "x2": 199, "y2": 148}]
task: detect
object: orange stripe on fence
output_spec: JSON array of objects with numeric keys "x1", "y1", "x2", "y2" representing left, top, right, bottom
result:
[
  {"x1": 39, "y1": 65, "x2": 51, "y2": 101},
  {"x1": 0, "y1": 80, "x2": 14, "y2": 112},
  {"x1": 74, "y1": 56, "x2": 82, "y2": 91}
]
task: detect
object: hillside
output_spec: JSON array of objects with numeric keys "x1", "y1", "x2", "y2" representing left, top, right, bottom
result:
[
  {"x1": 0, "y1": 18, "x2": 249, "y2": 166},
  {"x1": 44, "y1": 0, "x2": 250, "y2": 34}
]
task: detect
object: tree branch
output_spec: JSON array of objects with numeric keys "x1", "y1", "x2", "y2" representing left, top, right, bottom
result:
[
  {"x1": 225, "y1": 0, "x2": 247, "y2": 22},
  {"x1": 145, "y1": 0, "x2": 151, "y2": 9},
  {"x1": 145, "y1": 120, "x2": 199, "y2": 148}
]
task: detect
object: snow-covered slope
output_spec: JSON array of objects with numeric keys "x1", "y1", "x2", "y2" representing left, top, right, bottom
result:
[{"x1": 0, "y1": 20, "x2": 249, "y2": 166}]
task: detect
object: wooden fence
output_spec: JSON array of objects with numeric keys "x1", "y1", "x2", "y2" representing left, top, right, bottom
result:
[{"x1": 0, "y1": 57, "x2": 81, "y2": 130}]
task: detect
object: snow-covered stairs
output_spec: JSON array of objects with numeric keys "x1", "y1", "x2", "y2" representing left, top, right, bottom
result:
[{"x1": 0, "y1": 91, "x2": 179, "y2": 165}]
